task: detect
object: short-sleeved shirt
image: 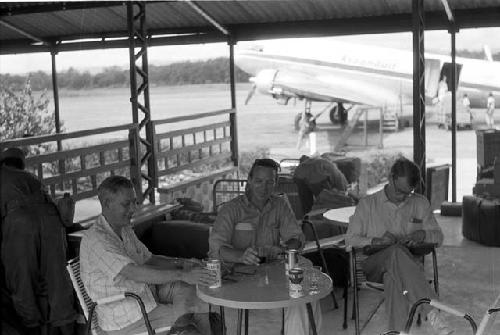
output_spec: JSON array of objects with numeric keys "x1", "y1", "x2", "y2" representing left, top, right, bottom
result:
[
  {"x1": 80, "y1": 215, "x2": 156, "y2": 331},
  {"x1": 487, "y1": 96, "x2": 495, "y2": 110},
  {"x1": 346, "y1": 187, "x2": 443, "y2": 247},
  {"x1": 208, "y1": 193, "x2": 304, "y2": 259}
]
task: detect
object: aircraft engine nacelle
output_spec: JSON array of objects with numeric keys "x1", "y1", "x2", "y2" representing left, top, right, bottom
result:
[{"x1": 253, "y1": 69, "x2": 279, "y2": 95}]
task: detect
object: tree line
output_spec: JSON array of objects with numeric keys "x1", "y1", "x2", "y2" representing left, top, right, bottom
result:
[{"x1": 0, "y1": 57, "x2": 250, "y2": 91}]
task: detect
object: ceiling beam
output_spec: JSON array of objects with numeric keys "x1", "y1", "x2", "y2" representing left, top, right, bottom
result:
[
  {"x1": 440, "y1": 0, "x2": 455, "y2": 24},
  {"x1": 1, "y1": 7, "x2": 499, "y2": 55},
  {"x1": 185, "y1": 1, "x2": 229, "y2": 36},
  {"x1": 0, "y1": 1, "x2": 125, "y2": 17},
  {"x1": 0, "y1": 33, "x2": 227, "y2": 55},
  {"x1": 0, "y1": 19, "x2": 47, "y2": 44}
]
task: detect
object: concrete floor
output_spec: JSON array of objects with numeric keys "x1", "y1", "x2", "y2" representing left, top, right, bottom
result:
[{"x1": 218, "y1": 215, "x2": 500, "y2": 335}]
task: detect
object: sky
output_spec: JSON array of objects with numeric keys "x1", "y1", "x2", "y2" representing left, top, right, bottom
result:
[{"x1": 1, "y1": 27, "x2": 499, "y2": 75}]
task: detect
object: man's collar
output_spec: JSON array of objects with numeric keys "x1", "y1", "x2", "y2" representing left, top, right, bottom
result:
[
  {"x1": 381, "y1": 184, "x2": 412, "y2": 206},
  {"x1": 243, "y1": 191, "x2": 275, "y2": 210},
  {"x1": 97, "y1": 214, "x2": 123, "y2": 240}
]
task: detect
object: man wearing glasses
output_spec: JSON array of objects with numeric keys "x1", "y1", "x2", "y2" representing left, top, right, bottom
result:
[
  {"x1": 346, "y1": 158, "x2": 453, "y2": 334},
  {"x1": 209, "y1": 158, "x2": 321, "y2": 335}
]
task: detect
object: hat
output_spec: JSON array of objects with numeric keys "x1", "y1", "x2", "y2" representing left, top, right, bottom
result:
[{"x1": 0, "y1": 147, "x2": 26, "y2": 169}]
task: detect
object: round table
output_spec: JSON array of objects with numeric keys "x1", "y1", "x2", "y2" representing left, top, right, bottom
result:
[
  {"x1": 322, "y1": 205, "x2": 356, "y2": 227},
  {"x1": 197, "y1": 261, "x2": 332, "y2": 335}
]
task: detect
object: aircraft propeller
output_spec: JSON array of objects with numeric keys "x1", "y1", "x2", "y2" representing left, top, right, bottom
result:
[{"x1": 245, "y1": 77, "x2": 257, "y2": 105}]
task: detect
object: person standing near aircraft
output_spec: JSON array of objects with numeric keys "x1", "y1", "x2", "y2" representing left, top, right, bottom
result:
[
  {"x1": 437, "y1": 75, "x2": 449, "y2": 127},
  {"x1": 296, "y1": 110, "x2": 317, "y2": 154},
  {"x1": 486, "y1": 92, "x2": 495, "y2": 129}
]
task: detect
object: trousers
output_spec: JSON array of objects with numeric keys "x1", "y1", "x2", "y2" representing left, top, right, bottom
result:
[
  {"x1": 107, "y1": 281, "x2": 209, "y2": 335},
  {"x1": 362, "y1": 244, "x2": 436, "y2": 331}
]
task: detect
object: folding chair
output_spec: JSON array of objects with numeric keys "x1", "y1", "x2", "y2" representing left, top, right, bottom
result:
[
  {"x1": 349, "y1": 244, "x2": 439, "y2": 335},
  {"x1": 212, "y1": 179, "x2": 247, "y2": 214},
  {"x1": 66, "y1": 257, "x2": 171, "y2": 335}
]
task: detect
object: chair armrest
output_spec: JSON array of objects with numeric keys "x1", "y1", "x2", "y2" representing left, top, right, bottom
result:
[
  {"x1": 95, "y1": 294, "x2": 126, "y2": 305},
  {"x1": 361, "y1": 243, "x2": 437, "y2": 256},
  {"x1": 302, "y1": 234, "x2": 346, "y2": 253},
  {"x1": 95, "y1": 292, "x2": 155, "y2": 335}
]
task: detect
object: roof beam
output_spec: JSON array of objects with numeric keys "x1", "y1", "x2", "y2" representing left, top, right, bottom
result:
[
  {"x1": 440, "y1": 0, "x2": 455, "y2": 24},
  {"x1": 0, "y1": 19, "x2": 47, "y2": 44},
  {"x1": 0, "y1": 2, "x2": 125, "y2": 17},
  {"x1": 0, "y1": 33, "x2": 227, "y2": 55},
  {"x1": 185, "y1": 1, "x2": 229, "y2": 35}
]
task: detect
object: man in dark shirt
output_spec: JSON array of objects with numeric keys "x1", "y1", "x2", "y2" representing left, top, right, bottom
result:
[{"x1": 0, "y1": 147, "x2": 77, "y2": 335}]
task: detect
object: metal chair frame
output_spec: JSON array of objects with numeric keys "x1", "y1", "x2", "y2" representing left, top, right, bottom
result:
[
  {"x1": 350, "y1": 244, "x2": 439, "y2": 335},
  {"x1": 66, "y1": 257, "x2": 171, "y2": 335}
]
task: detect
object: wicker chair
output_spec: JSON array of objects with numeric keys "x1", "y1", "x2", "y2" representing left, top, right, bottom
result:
[{"x1": 66, "y1": 257, "x2": 171, "y2": 335}]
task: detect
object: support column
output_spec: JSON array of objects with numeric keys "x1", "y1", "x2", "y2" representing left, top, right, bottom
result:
[
  {"x1": 450, "y1": 27, "x2": 457, "y2": 202},
  {"x1": 412, "y1": 0, "x2": 426, "y2": 195},
  {"x1": 127, "y1": 1, "x2": 155, "y2": 203},
  {"x1": 229, "y1": 39, "x2": 239, "y2": 167},
  {"x1": 50, "y1": 50, "x2": 62, "y2": 151}
]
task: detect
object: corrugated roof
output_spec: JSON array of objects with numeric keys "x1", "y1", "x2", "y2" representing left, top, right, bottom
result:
[{"x1": 0, "y1": 0, "x2": 499, "y2": 54}]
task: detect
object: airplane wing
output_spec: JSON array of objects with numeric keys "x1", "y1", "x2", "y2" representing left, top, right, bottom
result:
[{"x1": 249, "y1": 68, "x2": 406, "y2": 107}]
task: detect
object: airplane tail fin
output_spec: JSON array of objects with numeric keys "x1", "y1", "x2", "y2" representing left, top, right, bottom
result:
[{"x1": 483, "y1": 45, "x2": 493, "y2": 62}]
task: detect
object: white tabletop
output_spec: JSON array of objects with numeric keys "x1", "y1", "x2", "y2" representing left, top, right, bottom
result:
[
  {"x1": 323, "y1": 206, "x2": 356, "y2": 224},
  {"x1": 197, "y1": 261, "x2": 332, "y2": 310}
]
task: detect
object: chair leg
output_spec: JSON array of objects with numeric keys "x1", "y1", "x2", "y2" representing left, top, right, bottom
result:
[
  {"x1": 237, "y1": 309, "x2": 243, "y2": 335},
  {"x1": 351, "y1": 250, "x2": 360, "y2": 335},
  {"x1": 343, "y1": 283, "x2": 348, "y2": 329},
  {"x1": 219, "y1": 306, "x2": 226, "y2": 335},
  {"x1": 281, "y1": 308, "x2": 285, "y2": 335},
  {"x1": 244, "y1": 309, "x2": 249, "y2": 335},
  {"x1": 304, "y1": 218, "x2": 339, "y2": 309}
]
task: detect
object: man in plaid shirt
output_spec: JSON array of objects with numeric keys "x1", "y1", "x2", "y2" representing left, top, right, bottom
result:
[{"x1": 80, "y1": 176, "x2": 216, "y2": 333}]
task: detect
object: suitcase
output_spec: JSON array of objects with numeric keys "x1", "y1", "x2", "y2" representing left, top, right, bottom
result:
[{"x1": 462, "y1": 195, "x2": 500, "y2": 247}]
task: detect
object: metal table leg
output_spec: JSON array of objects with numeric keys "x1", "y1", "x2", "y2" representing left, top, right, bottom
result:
[
  {"x1": 306, "y1": 303, "x2": 318, "y2": 335},
  {"x1": 237, "y1": 309, "x2": 243, "y2": 335}
]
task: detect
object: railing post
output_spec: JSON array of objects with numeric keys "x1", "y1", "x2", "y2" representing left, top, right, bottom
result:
[
  {"x1": 127, "y1": 1, "x2": 155, "y2": 203},
  {"x1": 128, "y1": 126, "x2": 142, "y2": 203},
  {"x1": 412, "y1": 0, "x2": 426, "y2": 195},
  {"x1": 228, "y1": 38, "x2": 239, "y2": 167}
]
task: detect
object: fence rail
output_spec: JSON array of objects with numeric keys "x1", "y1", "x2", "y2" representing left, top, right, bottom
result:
[
  {"x1": 0, "y1": 124, "x2": 140, "y2": 201},
  {"x1": 152, "y1": 109, "x2": 236, "y2": 187}
]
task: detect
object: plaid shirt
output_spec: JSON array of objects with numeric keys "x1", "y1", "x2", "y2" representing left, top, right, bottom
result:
[{"x1": 80, "y1": 215, "x2": 157, "y2": 331}]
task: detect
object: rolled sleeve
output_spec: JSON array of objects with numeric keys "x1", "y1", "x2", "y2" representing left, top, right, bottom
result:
[
  {"x1": 90, "y1": 237, "x2": 137, "y2": 283},
  {"x1": 346, "y1": 199, "x2": 372, "y2": 247},
  {"x1": 209, "y1": 203, "x2": 237, "y2": 259}
]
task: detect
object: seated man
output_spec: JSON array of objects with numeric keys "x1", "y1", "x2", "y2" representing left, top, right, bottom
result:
[
  {"x1": 346, "y1": 158, "x2": 452, "y2": 334},
  {"x1": 80, "y1": 176, "x2": 216, "y2": 333},
  {"x1": 209, "y1": 158, "x2": 321, "y2": 335}
]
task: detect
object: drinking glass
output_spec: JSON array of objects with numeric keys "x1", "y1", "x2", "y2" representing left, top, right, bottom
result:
[
  {"x1": 308, "y1": 266, "x2": 322, "y2": 295},
  {"x1": 257, "y1": 246, "x2": 267, "y2": 264}
]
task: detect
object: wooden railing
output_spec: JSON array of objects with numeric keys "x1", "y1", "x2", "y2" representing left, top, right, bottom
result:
[
  {"x1": 151, "y1": 109, "x2": 236, "y2": 186},
  {"x1": 0, "y1": 124, "x2": 140, "y2": 201}
]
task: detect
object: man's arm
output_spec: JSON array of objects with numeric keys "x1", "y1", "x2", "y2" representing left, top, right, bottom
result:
[
  {"x1": 119, "y1": 263, "x2": 215, "y2": 286},
  {"x1": 345, "y1": 199, "x2": 374, "y2": 247}
]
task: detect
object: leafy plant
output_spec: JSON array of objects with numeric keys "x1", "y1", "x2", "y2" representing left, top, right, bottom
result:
[
  {"x1": 365, "y1": 151, "x2": 405, "y2": 188},
  {"x1": 0, "y1": 78, "x2": 60, "y2": 157}
]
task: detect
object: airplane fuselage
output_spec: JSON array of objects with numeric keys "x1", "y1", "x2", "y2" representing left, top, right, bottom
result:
[{"x1": 237, "y1": 41, "x2": 500, "y2": 109}]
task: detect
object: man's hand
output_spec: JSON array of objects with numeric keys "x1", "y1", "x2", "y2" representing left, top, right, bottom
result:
[
  {"x1": 404, "y1": 230, "x2": 426, "y2": 246},
  {"x1": 182, "y1": 267, "x2": 217, "y2": 286},
  {"x1": 239, "y1": 247, "x2": 260, "y2": 265},
  {"x1": 372, "y1": 231, "x2": 397, "y2": 246}
]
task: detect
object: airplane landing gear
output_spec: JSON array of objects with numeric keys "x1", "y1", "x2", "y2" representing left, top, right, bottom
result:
[{"x1": 329, "y1": 103, "x2": 348, "y2": 125}]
